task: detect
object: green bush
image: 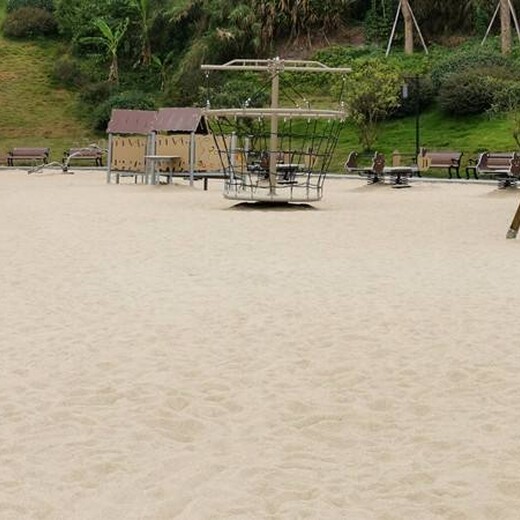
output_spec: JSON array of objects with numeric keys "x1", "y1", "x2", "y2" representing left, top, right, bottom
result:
[
  {"x1": 6, "y1": 0, "x2": 54, "y2": 12},
  {"x1": 431, "y1": 48, "x2": 512, "y2": 90},
  {"x1": 92, "y1": 90, "x2": 157, "y2": 131},
  {"x1": 438, "y1": 71, "x2": 494, "y2": 115},
  {"x1": 3, "y1": 7, "x2": 58, "y2": 38},
  {"x1": 79, "y1": 81, "x2": 114, "y2": 106},
  {"x1": 490, "y1": 80, "x2": 520, "y2": 112},
  {"x1": 52, "y1": 55, "x2": 86, "y2": 87},
  {"x1": 392, "y1": 75, "x2": 436, "y2": 118}
]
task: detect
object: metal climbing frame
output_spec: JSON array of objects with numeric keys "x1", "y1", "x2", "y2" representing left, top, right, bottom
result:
[{"x1": 201, "y1": 58, "x2": 350, "y2": 203}]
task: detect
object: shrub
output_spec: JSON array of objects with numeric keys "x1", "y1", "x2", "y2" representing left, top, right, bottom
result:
[
  {"x1": 6, "y1": 0, "x2": 54, "y2": 12},
  {"x1": 79, "y1": 81, "x2": 114, "y2": 106},
  {"x1": 342, "y1": 58, "x2": 402, "y2": 150},
  {"x1": 2, "y1": 7, "x2": 58, "y2": 38},
  {"x1": 392, "y1": 75, "x2": 436, "y2": 118},
  {"x1": 431, "y1": 48, "x2": 512, "y2": 90},
  {"x1": 438, "y1": 71, "x2": 494, "y2": 115},
  {"x1": 52, "y1": 55, "x2": 86, "y2": 88},
  {"x1": 92, "y1": 90, "x2": 157, "y2": 131},
  {"x1": 490, "y1": 80, "x2": 520, "y2": 113}
]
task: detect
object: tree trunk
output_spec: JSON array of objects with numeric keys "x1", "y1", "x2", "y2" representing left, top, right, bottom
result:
[
  {"x1": 402, "y1": 0, "x2": 414, "y2": 54},
  {"x1": 501, "y1": 0, "x2": 512, "y2": 54}
]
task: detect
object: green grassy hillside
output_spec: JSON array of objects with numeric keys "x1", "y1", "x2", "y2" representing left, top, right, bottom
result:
[
  {"x1": 0, "y1": 11, "x2": 97, "y2": 162},
  {"x1": 332, "y1": 111, "x2": 518, "y2": 172}
]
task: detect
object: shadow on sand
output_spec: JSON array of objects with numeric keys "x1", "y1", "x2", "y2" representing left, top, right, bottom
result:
[{"x1": 227, "y1": 201, "x2": 317, "y2": 211}]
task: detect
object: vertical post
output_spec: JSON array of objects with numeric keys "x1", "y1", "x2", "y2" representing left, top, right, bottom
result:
[
  {"x1": 415, "y1": 75, "x2": 420, "y2": 161},
  {"x1": 507, "y1": 200, "x2": 520, "y2": 238},
  {"x1": 189, "y1": 131, "x2": 196, "y2": 187},
  {"x1": 501, "y1": 0, "x2": 512, "y2": 54},
  {"x1": 269, "y1": 59, "x2": 280, "y2": 195},
  {"x1": 402, "y1": 0, "x2": 414, "y2": 54},
  {"x1": 106, "y1": 133, "x2": 113, "y2": 183},
  {"x1": 148, "y1": 132, "x2": 157, "y2": 185}
]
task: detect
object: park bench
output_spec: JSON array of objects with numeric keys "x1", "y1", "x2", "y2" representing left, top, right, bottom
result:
[
  {"x1": 7, "y1": 147, "x2": 50, "y2": 166},
  {"x1": 63, "y1": 147, "x2": 103, "y2": 167},
  {"x1": 471, "y1": 152, "x2": 520, "y2": 188},
  {"x1": 465, "y1": 152, "x2": 514, "y2": 180},
  {"x1": 419, "y1": 149, "x2": 463, "y2": 178}
]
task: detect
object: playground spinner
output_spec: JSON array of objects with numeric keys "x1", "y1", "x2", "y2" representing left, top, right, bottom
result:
[{"x1": 201, "y1": 58, "x2": 350, "y2": 203}]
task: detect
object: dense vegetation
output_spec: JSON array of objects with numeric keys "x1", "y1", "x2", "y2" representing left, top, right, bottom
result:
[{"x1": 2, "y1": 0, "x2": 520, "y2": 166}]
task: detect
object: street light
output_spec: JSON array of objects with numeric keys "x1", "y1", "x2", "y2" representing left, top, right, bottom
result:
[{"x1": 402, "y1": 74, "x2": 421, "y2": 163}]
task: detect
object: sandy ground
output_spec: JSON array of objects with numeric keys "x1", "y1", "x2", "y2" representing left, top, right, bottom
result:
[{"x1": 2, "y1": 170, "x2": 520, "y2": 520}]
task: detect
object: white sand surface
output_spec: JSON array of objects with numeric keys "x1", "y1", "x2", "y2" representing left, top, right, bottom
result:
[{"x1": 2, "y1": 170, "x2": 520, "y2": 519}]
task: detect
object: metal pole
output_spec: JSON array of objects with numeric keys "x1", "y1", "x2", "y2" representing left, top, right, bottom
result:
[
  {"x1": 189, "y1": 131, "x2": 195, "y2": 187},
  {"x1": 386, "y1": 0, "x2": 403, "y2": 57},
  {"x1": 482, "y1": 3, "x2": 500, "y2": 45},
  {"x1": 269, "y1": 64, "x2": 279, "y2": 195},
  {"x1": 508, "y1": 0, "x2": 520, "y2": 44},
  {"x1": 415, "y1": 75, "x2": 420, "y2": 160},
  {"x1": 106, "y1": 133, "x2": 113, "y2": 183}
]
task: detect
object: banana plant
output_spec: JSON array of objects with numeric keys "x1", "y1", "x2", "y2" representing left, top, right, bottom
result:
[{"x1": 81, "y1": 18, "x2": 129, "y2": 84}]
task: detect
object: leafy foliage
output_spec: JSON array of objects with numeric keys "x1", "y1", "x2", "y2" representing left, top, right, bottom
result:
[
  {"x1": 92, "y1": 90, "x2": 157, "y2": 130},
  {"x1": 2, "y1": 7, "x2": 57, "y2": 38},
  {"x1": 342, "y1": 58, "x2": 402, "y2": 150},
  {"x1": 431, "y1": 47, "x2": 513, "y2": 89},
  {"x1": 6, "y1": 0, "x2": 53, "y2": 12},
  {"x1": 438, "y1": 71, "x2": 495, "y2": 115}
]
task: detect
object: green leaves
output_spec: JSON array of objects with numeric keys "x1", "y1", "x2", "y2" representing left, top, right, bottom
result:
[{"x1": 343, "y1": 58, "x2": 402, "y2": 150}]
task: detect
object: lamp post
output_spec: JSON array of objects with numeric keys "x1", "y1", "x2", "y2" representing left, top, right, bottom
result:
[{"x1": 402, "y1": 74, "x2": 421, "y2": 165}]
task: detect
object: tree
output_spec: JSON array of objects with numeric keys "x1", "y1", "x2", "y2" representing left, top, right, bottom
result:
[
  {"x1": 402, "y1": 0, "x2": 414, "y2": 54},
  {"x1": 501, "y1": 0, "x2": 512, "y2": 54},
  {"x1": 343, "y1": 59, "x2": 402, "y2": 151},
  {"x1": 131, "y1": 0, "x2": 154, "y2": 66},
  {"x1": 81, "y1": 18, "x2": 129, "y2": 84}
]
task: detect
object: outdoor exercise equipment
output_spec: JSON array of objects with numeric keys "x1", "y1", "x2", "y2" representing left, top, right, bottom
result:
[
  {"x1": 27, "y1": 144, "x2": 106, "y2": 175},
  {"x1": 201, "y1": 58, "x2": 350, "y2": 203}
]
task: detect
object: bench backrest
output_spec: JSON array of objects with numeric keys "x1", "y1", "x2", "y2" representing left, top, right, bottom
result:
[
  {"x1": 67, "y1": 148, "x2": 102, "y2": 157},
  {"x1": 510, "y1": 153, "x2": 520, "y2": 176},
  {"x1": 10, "y1": 147, "x2": 49, "y2": 156},
  {"x1": 371, "y1": 152, "x2": 385, "y2": 175},
  {"x1": 477, "y1": 152, "x2": 514, "y2": 170},
  {"x1": 422, "y1": 150, "x2": 462, "y2": 166},
  {"x1": 344, "y1": 151, "x2": 358, "y2": 171}
]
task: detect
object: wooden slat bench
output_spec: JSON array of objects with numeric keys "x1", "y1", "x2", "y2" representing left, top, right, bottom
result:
[
  {"x1": 64, "y1": 148, "x2": 103, "y2": 167},
  {"x1": 473, "y1": 152, "x2": 520, "y2": 188},
  {"x1": 7, "y1": 147, "x2": 50, "y2": 166},
  {"x1": 419, "y1": 149, "x2": 463, "y2": 179},
  {"x1": 465, "y1": 152, "x2": 514, "y2": 180}
]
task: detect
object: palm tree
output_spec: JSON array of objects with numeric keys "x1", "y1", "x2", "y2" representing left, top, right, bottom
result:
[{"x1": 82, "y1": 18, "x2": 129, "y2": 84}]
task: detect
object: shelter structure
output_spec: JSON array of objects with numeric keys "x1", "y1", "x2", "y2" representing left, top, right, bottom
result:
[
  {"x1": 151, "y1": 107, "x2": 222, "y2": 185},
  {"x1": 106, "y1": 109, "x2": 157, "y2": 183},
  {"x1": 106, "y1": 107, "x2": 224, "y2": 185}
]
